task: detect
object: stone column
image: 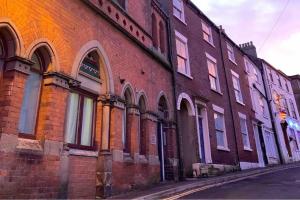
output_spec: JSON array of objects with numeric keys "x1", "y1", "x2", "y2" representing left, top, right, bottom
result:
[
  {"x1": 0, "y1": 56, "x2": 32, "y2": 150},
  {"x1": 96, "y1": 94, "x2": 117, "y2": 198}
]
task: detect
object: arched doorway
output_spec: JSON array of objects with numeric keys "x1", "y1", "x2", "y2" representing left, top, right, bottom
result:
[
  {"x1": 157, "y1": 95, "x2": 169, "y2": 181},
  {"x1": 177, "y1": 94, "x2": 197, "y2": 177}
]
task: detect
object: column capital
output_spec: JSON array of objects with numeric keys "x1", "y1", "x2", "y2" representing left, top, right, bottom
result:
[
  {"x1": 43, "y1": 71, "x2": 78, "y2": 89},
  {"x1": 4, "y1": 56, "x2": 34, "y2": 75}
]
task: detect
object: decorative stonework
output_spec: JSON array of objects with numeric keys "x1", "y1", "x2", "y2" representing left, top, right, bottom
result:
[
  {"x1": 16, "y1": 138, "x2": 43, "y2": 156},
  {"x1": 43, "y1": 72, "x2": 74, "y2": 89},
  {"x1": 4, "y1": 56, "x2": 33, "y2": 75},
  {"x1": 143, "y1": 111, "x2": 158, "y2": 122}
]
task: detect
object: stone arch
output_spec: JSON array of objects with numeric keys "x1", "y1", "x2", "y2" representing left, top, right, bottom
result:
[
  {"x1": 157, "y1": 91, "x2": 170, "y2": 120},
  {"x1": 121, "y1": 82, "x2": 135, "y2": 104},
  {"x1": 177, "y1": 92, "x2": 195, "y2": 116},
  {"x1": 71, "y1": 40, "x2": 114, "y2": 94},
  {"x1": 136, "y1": 90, "x2": 148, "y2": 111},
  {"x1": 0, "y1": 19, "x2": 24, "y2": 57},
  {"x1": 25, "y1": 39, "x2": 60, "y2": 72}
]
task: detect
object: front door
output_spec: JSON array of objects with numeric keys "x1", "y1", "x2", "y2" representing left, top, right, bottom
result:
[{"x1": 198, "y1": 117, "x2": 206, "y2": 163}]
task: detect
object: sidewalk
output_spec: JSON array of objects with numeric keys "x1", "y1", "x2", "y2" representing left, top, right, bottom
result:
[{"x1": 110, "y1": 162, "x2": 300, "y2": 199}]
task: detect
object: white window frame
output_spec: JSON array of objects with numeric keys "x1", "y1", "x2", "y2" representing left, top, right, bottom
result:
[
  {"x1": 213, "y1": 104, "x2": 229, "y2": 151},
  {"x1": 231, "y1": 70, "x2": 244, "y2": 104},
  {"x1": 202, "y1": 21, "x2": 214, "y2": 46},
  {"x1": 238, "y1": 112, "x2": 251, "y2": 151},
  {"x1": 172, "y1": 0, "x2": 185, "y2": 23},
  {"x1": 206, "y1": 53, "x2": 221, "y2": 93},
  {"x1": 175, "y1": 30, "x2": 191, "y2": 78},
  {"x1": 258, "y1": 95, "x2": 265, "y2": 116},
  {"x1": 227, "y1": 42, "x2": 236, "y2": 64}
]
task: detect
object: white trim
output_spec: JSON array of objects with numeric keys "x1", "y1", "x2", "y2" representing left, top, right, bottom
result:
[
  {"x1": 205, "y1": 52, "x2": 217, "y2": 63},
  {"x1": 212, "y1": 104, "x2": 224, "y2": 114},
  {"x1": 195, "y1": 102, "x2": 212, "y2": 163},
  {"x1": 177, "y1": 92, "x2": 196, "y2": 116},
  {"x1": 231, "y1": 69, "x2": 239, "y2": 78},
  {"x1": 238, "y1": 112, "x2": 246, "y2": 119},
  {"x1": 175, "y1": 30, "x2": 187, "y2": 42}
]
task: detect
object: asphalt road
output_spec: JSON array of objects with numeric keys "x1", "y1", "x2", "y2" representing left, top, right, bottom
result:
[{"x1": 179, "y1": 166, "x2": 300, "y2": 199}]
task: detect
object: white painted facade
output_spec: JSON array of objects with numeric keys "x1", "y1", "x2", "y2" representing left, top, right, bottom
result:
[
  {"x1": 262, "y1": 61, "x2": 300, "y2": 163},
  {"x1": 244, "y1": 57, "x2": 280, "y2": 166}
]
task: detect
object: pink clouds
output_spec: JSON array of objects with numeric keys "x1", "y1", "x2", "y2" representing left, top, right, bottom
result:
[{"x1": 191, "y1": 0, "x2": 300, "y2": 75}]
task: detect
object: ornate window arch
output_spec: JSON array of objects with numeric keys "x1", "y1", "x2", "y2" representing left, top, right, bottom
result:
[
  {"x1": 137, "y1": 94, "x2": 147, "y2": 155},
  {"x1": 65, "y1": 50, "x2": 102, "y2": 149},
  {"x1": 122, "y1": 84, "x2": 134, "y2": 153},
  {"x1": 18, "y1": 47, "x2": 51, "y2": 136}
]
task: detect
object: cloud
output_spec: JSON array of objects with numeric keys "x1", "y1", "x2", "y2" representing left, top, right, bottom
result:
[{"x1": 191, "y1": 0, "x2": 300, "y2": 75}]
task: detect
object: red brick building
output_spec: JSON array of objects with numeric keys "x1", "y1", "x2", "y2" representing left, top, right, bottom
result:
[
  {"x1": 159, "y1": 0, "x2": 258, "y2": 176},
  {"x1": 0, "y1": 0, "x2": 178, "y2": 198}
]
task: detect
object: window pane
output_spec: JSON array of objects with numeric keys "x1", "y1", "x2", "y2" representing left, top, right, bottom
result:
[
  {"x1": 242, "y1": 133, "x2": 249, "y2": 147},
  {"x1": 18, "y1": 71, "x2": 42, "y2": 134},
  {"x1": 214, "y1": 113, "x2": 224, "y2": 130},
  {"x1": 65, "y1": 93, "x2": 79, "y2": 144},
  {"x1": 80, "y1": 97, "x2": 94, "y2": 146},
  {"x1": 240, "y1": 118, "x2": 247, "y2": 133},
  {"x1": 177, "y1": 56, "x2": 186, "y2": 73},
  {"x1": 216, "y1": 130, "x2": 225, "y2": 147},
  {"x1": 207, "y1": 60, "x2": 216, "y2": 76},
  {"x1": 209, "y1": 76, "x2": 217, "y2": 90},
  {"x1": 176, "y1": 38, "x2": 186, "y2": 58}
]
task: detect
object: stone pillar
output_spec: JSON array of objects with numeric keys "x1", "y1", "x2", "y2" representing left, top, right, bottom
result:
[
  {"x1": 96, "y1": 94, "x2": 117, "y2": 198},
  {"x1": 0, "y1": 56, "x2": 32, "y2": 151}
]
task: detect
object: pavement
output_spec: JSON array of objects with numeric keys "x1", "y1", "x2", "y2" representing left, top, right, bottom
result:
[
  {"x1": 110, "y1": 162, "x2": 300, "y2": 200},
  {"x1": 177, "y1": 165, "x2": 300, "y2": 199}
]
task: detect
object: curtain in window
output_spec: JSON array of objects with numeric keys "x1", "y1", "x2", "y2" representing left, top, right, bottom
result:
[
  {"x1": 65, "y1": 93, "x2": 79, "y2": 144},
  {"x1": 18, "y1": 71, "x2": 42, "y2": 134},
  {"x1": 81, "y1": 97, "x2": 93, "y2": 146}
]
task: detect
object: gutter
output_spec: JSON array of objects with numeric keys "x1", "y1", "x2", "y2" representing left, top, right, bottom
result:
[
  {"x1": 218, "y1": 27, "x2": 240, "y2": 167},
  {"x1": 166, "y1": 14, "x2": 184, "y2": 180}
]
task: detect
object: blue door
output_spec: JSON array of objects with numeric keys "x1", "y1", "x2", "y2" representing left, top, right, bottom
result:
[{"x1": 198, "y1": 117, "x2": 206, "y2": 163}]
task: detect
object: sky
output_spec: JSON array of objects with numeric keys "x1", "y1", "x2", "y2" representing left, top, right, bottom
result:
[{"x1": 191, "y1": 0, "x2": 300, "y2": 76}]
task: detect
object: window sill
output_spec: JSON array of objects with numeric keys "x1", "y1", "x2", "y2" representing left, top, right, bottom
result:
[
  {"x1": 173, "y1": 14, "x2": 187, "y2": 26},
  {"x1": 217, "y1": 146, "x2": 230, "y2": 152},
  {"x1": 243, "y1": 147, "x2": 253, "y2": 152},
  {"x1": 204, "y1": 39, "x2": 215, "y2": 48},
  {"x1": 68, "y1": 148, "x2": 98, "y2": 157},
  {"x1": 237, "y1": 101, "x2": 245, "y2": 106},
  {"x1": 16, "y1": 138, "x2": 43, "y2": 156},
  {"x1": 177, "y1": 71, "x2": 193, "y2": 80},
  {"x1": 211, "y1": 89, "x2": 223, "y2": 96}
]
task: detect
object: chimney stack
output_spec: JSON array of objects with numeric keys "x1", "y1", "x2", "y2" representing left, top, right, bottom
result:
[{"x1": 239, "y1": 41, "x2": 257, "y2": 58}]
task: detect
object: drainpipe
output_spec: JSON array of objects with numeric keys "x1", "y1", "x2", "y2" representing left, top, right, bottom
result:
[
  {"x1": 166, "y1": 15, "x2": 184, "y2": 180},
  {"x1": 259, "y1": 62, "x2": 284, "y2": 164},
  {"x1": 218, "y1": 27, "x2": 240, "y2": 168}
]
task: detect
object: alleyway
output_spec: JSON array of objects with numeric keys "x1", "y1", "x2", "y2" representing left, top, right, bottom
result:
[{"x1": 178, "y1": 166, "x2": 300, "y2": 199}]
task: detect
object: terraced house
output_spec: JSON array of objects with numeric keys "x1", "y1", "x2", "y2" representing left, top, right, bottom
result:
[
  {"x1": 159, "y1": 0, "x2": 258, "y2": 177},
  {"x1": 0, "y1": 0, "x2": 178, "y2": 198}
]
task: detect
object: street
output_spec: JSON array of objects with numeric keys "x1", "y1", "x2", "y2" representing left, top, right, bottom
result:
[{"x1": 178, "y1": 166, "x2": 300, "y2": 199}]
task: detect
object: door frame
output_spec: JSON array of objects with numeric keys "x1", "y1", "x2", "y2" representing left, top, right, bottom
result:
[{"x1": 195, "y1": 101, "x2": 212, "y2": 164}]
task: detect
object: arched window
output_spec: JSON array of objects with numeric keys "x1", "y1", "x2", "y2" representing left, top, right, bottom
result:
[
  {"x1": 152, "y1": 13, "x2": 158, "y2": 49},
  {"x1": 138, "y1": 96, "x2": 147, "y2": 155},
  {"x1": 158, "y1": 96, "x2": 169, "y2": 120},
  {"x1": 159, "y1": 21, "x2": 166, "y2": 54},
  {"x1": 123, "y1": 88, "x2": 133, "y2": 153},
  {"x1": 65, "y1": 51, "x2": 100, "y2": 149},
  {"x1": 18, "y1": 50, "x2": 46, "y2": 135}
]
